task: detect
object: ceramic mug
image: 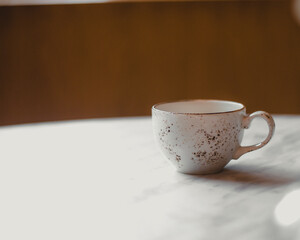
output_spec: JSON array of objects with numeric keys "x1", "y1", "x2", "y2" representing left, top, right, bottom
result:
[{"x1": 152, "y1": 99, "x2": 275, "y2": 174}]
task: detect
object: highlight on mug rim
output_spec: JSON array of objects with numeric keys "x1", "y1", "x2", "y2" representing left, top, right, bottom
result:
[{"x1": 152, "y1": 99, "x2": 246, "y2": 115}]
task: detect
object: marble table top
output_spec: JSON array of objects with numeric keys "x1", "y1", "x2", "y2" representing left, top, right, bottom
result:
[{"x1": 0, "y1": 115, "x2": 300, "y2": 240}]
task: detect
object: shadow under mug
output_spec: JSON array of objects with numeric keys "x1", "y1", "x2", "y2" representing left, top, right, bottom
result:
[{"x1": 152, "y1": 99, "x2": 275, "y2": 175}]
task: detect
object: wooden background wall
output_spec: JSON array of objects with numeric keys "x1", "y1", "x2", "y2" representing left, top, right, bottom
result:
[{"x1": 0, "y1": 1, "x2": 300, "y2": 125}]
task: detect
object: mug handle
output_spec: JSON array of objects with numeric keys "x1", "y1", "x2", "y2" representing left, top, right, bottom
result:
[{"x1": 233, "y1": 111, "x2": 275, "y2": 159}]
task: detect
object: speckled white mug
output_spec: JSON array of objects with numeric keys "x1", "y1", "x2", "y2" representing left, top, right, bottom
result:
[{"x1": 152, "y1": 99, "x2": 275, "y2": 174}]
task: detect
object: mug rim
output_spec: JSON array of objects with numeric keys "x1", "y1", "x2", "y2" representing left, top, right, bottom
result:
[{"x1": 152, "y1": 99, "x2": 246, "y2": 115}]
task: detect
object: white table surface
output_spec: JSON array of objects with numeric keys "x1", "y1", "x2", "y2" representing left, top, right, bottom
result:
[{"x1": 0, "y1": 115, "x2": 300, "y2": 240}]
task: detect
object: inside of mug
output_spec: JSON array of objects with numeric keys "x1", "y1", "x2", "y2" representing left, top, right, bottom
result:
[{"x1": 154, "y1": 100, "x2": 244, "y2": 114}]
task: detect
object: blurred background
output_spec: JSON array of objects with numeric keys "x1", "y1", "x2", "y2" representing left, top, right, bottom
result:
[{"x1": 0, "y1": 0, "x2": 300, "y2": 126}]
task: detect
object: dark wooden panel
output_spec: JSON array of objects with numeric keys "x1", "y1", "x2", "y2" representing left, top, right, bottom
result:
[
  {"x1": 0, "y1": 2, "x2": 300, "y2": 125},
  {"x1": 0, "y1": 0, "x2": 287, "y2": 7}
]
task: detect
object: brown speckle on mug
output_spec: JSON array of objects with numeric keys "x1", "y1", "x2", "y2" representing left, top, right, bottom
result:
[{"x1": 176, "y1": 155, "x2": 181, "y2": 162}]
